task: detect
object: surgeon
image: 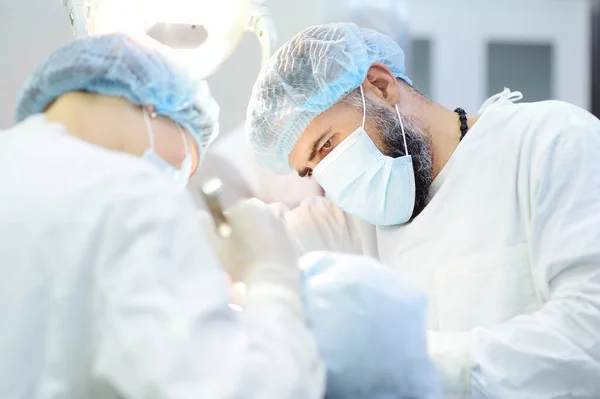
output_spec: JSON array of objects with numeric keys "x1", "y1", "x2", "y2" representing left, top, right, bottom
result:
[
  {"x1": 0, "y1": 34, "x2": 325, "y2": 398},
  {"x1": 241, "y1": 23, "x2": 600, "y2": 397}
]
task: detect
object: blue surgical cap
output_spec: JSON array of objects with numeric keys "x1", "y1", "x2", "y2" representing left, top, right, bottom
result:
[
  {"x1": 15, "y1": 33, "x2": 219, "y2": 157},
  {"x1": 300, "y1": 252, "x2": 441, "y2": 399},
  {"x1": 246, "y1": 23, "x2": 412, "y2": 173}
]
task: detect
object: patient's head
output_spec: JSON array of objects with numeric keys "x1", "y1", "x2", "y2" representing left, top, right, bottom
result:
[{"x1": 300, "y1": 251, "x2": 441, "y2": 398}]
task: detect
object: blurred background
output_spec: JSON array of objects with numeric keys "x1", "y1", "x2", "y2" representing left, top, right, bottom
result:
[
  {"x1": 0, "y1": 0, "x2": 596, "y2": 205},
  {"x1": 0, "y1": 0, "x2": 595, "y2": 129}
]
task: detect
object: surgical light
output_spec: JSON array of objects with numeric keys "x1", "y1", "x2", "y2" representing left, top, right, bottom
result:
[{"x1": 60, "y1": 0, "x2": 276, "y2": 78}]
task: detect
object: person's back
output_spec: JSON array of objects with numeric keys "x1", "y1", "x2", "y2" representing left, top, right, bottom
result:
[
  {"x1": 0, "y1": 114, "x2": 171, "y2": 396},
  {"x1": 0, "y1": 33, "x2": 325, "y2": 398}
]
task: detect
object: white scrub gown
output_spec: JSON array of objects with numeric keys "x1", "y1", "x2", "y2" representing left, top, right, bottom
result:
[
  {"x1": 270, "y1": 100, "x2": 600, "y2": 398},
  {"x1": 0, "y1": 115, "x2": 324, "y2": 399}
]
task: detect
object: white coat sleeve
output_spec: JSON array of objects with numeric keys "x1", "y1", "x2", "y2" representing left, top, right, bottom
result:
[
  {"x1": 268, "y1": 196, "x2": 378, "y2": 256},
  {"x1": 428, "y1": 111, "x2": 600, "y2": 398},
  {"x1": 91, "y1": 171, "x2": 325, "y2": 399}
]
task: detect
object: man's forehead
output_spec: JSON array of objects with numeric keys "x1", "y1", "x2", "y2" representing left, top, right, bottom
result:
[
  {"x1": 297, "y1": 121, "x2": 328, "y2": 150},
  {"x1": 308, "y1": 101, "x2": 345, "y2": 126}
]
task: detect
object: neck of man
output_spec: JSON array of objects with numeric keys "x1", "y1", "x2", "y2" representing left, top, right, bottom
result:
[
  {"x1": 44, "y1": 92, "x2": 141, "y2": 154},
  {"x1": 418, "y1": 101, "x2": 479, "y2": 180}
]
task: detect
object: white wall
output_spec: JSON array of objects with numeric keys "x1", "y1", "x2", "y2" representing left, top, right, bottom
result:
[
  {"x1": 0, "y1": 0, "x2": 72, "y2": 129},
  {"x1": 404, "y1": 0, "x2": 592, "y2": 112}
]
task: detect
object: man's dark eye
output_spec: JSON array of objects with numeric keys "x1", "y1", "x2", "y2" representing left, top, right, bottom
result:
[{"x1": 322, "y1": 140, "x2": 332, "y2": 149}]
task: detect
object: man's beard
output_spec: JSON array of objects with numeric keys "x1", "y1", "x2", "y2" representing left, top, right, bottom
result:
[{"x1": 347, "y1": 93, "x2": 434, "y2": 220}]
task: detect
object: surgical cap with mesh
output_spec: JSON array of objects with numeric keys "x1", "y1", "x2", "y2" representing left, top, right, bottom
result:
[
  {"x1": 246, "y1": 23, "x2": 412, "y2": 173},
  {"x1": 15, "y1": 33, "x2": 219, "y2": 158}
]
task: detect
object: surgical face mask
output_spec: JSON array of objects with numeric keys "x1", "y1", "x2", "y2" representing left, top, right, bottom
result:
[
  {"x1": 312, "y1": 85, "x2": 416, "y2": 226},
  {"x1": 142, "y1": 110, "x2": 192, "y2": 187}
]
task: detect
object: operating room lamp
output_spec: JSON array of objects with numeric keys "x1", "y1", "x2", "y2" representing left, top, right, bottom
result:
[{"x1": 60, "y1": 0, "x2": 277, "y2": 78}]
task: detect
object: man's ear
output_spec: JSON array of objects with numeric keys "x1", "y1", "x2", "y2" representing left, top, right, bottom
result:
[{"x1": 364, "y1": 62, "x2": 400, "y2": 107}]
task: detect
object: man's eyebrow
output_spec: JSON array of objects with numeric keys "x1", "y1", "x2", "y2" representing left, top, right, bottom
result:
[{"x1": 308, "y1": 128, "x2": 332, "y2": 162}]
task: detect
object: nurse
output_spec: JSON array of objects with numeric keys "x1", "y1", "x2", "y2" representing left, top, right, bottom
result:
[
  {"x1": 236, "y1": 23, "x2": 600, "y2": 397},
  {"x1": 0, "y1": 33, "x2": 324, "y2": 398}
]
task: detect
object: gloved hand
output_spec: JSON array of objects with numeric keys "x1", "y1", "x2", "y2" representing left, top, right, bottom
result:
[{"x1": 201, "y1": 198, "x2": 301, "y2": 293}]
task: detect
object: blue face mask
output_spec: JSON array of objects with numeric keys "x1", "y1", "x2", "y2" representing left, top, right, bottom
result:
[
  {"x1": 142, "y1": 110, "x2": 192, "y2": 188},
  {"x1": 312, "y1": 85, "x2": 416, "y2": 226}
]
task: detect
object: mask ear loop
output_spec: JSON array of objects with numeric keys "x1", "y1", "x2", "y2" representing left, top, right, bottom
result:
[
  {"x1": 176, "y1": 124, "x2": 194, "y2": 176},
  {"x1": 143, "y1": 109, "x2": 155, "y2": 151},
  {"x1": 359, "y1": 84, "x2": 367, "y2": 128},
  {"x1": 177, "y1": 125, "x2": 190, "y2": 158},
  {"x1": 394, "y1": 103, "x2": 409, "y2": 156}
]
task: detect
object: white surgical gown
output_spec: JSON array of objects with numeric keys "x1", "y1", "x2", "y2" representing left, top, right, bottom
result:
[
  {"x1": 270, "y1": 100, "x2": 600, "y2": 398},
  {"x1": 0, "y1": 115, "x2": 324, "y2": 399}
]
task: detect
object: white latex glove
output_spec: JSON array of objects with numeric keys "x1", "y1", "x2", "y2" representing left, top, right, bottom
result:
[{"x1": 201, "y1": 199, "x2": 301, "y2": 293}]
